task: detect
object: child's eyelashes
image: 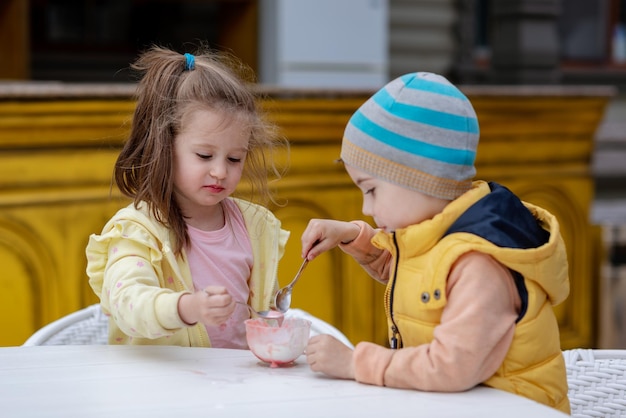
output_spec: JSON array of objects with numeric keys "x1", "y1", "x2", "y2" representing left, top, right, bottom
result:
[
  {"x1": 364, "y1": 187, "x2": 375, "y2": 195},
  {"x1": 195, "y1": 154, "x2": 242, "y2": 163}
]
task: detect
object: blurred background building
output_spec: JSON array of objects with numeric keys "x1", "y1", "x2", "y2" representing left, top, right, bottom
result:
[
  {"x1": 2, "y1": 1, "x2": 625, "y2": 194},
  {"x1": 1, "y1": 0, "x2": 625, "y2": 347}
]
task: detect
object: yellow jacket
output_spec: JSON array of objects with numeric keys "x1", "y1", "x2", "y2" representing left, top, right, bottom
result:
[
  {"x1": 86, "y1": 198, "x2": 289, "y2": 347},
  {"x1": 371, "y1": 181, "x2": 570, "y2": 413}
]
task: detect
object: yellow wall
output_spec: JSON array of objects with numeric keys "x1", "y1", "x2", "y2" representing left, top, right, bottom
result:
[{"x1": 0, "y1": 85, "x2": 614, "y2": 348}]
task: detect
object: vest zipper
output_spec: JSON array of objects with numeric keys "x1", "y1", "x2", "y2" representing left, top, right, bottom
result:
[{"x1": 385, "y1": 232, "x2": 401, "y2": 349}]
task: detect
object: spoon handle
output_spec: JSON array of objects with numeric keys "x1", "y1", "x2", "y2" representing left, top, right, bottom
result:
[
  {"x1": 286, "y1": 259, "x2": 308, "y2": 290},
  {"x1": 236, "y1": 301, "x2": 258, "y2": 315}
]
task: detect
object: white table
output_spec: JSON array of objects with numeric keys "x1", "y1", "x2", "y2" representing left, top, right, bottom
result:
[{"x1": 0, "y1": 345, "x2": 567, "y2": 417}]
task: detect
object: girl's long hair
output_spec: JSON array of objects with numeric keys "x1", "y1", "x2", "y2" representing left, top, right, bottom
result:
[{"x1": 114, "y1": 44, "x2": 287, "y2": 255}]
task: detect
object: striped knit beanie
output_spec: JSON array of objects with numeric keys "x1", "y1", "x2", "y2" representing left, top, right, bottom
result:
[{"x1": 341, "y1": 72, "x2": 479, "y2": 200}]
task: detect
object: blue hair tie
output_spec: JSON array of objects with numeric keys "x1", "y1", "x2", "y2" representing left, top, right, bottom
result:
[{"x1": 184, "y1": 53, "x2": 195, "y2": 71}]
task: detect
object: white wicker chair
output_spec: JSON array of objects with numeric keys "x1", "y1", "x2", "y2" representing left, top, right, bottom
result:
[
  {"x1": 22, "y1": 304, "x2": 109, "y2": 346},
  {"x1": 285, "y1": 308, "x2": 354, "y2": 349},
  {"x1": 564, "y1": 348, "x2": 626, "y2": 417},
  {"x1": 22, "y1": 304, "x2": 353, "y2": 349}
]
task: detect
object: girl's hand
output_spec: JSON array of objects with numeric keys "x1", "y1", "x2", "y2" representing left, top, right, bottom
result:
[
  {"x1": 301, "y1": 219, "x2": 360, "y2": 260},
  {"x1": 305, "y1": 334, "x2": 355, "y2": 379},
  {"x1": 178, "y1": 285, "x2": 235, "y2": 326}
]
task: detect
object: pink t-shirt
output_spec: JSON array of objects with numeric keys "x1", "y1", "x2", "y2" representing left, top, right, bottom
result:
[{"x1": 186, "y1": 198, "x2": 253, "y2": 349}]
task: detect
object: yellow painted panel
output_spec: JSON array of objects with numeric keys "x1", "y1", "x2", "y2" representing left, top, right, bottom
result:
[
  {"x1": 0, "y1": 241, "x2": 37, "y2": 346},
  {"x1": 0, "y1": 150, "x2": 119, "y2": 187},
  {"x1": 475, "y1": 139, "x2": 593, "y2": 165}
]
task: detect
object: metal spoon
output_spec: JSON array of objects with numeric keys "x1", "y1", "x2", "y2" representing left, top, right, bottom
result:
[
  {"x1": 203, "y1": 290, "x2": 284, "y2": 325},
  {"x1": 236, "y1": 301, "x2": 284, "y2": 326},
  {"x1": 274, "y1": 259, "x2": 309, "y2": 313}
]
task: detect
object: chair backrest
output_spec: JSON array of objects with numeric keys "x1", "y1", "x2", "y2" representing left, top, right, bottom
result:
[
  {"x1": 22, "y1": 304, "x2": 353, "y2": 349},
  {"x1": 23, "y1": 304, "x2": 109, "y2": 346},
  {"x1": 285, "y1": 308, "x2": 354, "y2": 349},
  {"x1": 563, "y1": 348, "x2": 626, "y2": 417}
]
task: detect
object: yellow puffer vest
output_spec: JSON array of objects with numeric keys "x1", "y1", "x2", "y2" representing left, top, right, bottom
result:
[{"x1": 371, "y1": 181, "x2": 570, "y2": 414}]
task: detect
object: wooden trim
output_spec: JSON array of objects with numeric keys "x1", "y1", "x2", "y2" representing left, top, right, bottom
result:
[{"x1": 0, "y1": 0, "x2": 29, "y2": 79}]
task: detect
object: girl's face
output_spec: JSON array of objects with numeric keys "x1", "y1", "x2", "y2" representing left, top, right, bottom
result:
[
  {"x1": 345, "y1": 164, "x2": 450, "y2": 232},
  {"x1": 173, "y1": 107, "x2": 249, "y2": 228}
]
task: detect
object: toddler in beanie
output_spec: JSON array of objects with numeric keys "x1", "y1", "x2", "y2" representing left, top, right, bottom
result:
[
  {"x1": 300, "y1": 71, "x2": 570, "y2": 415},
  {"x1": 341, "y1": 72, "x2": 479, "y2": 200}
]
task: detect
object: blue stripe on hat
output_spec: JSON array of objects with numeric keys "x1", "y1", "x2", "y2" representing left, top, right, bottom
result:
[
  {"x1": 350, "y1": 111, "x2": 476, "y2": 166},
  {"x1": 401, "y1": 73, "x2": 468, "y2": 101},
  {"x1": 373, "y1": 88, "x2": 479, "y2": 134}
]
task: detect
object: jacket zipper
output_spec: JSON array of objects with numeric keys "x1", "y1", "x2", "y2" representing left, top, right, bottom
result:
[{"x1": 385, "y1": 232, "x2": 401, "y2": 349}]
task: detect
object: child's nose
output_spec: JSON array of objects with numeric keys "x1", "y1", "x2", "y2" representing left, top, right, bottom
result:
[
  {"x1": 361, "y1": 201, "x2": 373, "y2": 217},
  {"x1": 209, "y1": 161, "x2": 227, "y2": 179}
]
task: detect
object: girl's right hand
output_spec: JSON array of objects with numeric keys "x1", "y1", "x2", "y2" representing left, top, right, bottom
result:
[
  {"x1": 301, "y1": 219, "x2": 361, "y2": 260},
  {"x1": 178, "y1": 285, "x2": 235, "y2": 326}
]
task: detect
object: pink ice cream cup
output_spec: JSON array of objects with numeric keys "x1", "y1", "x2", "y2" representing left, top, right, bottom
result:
[{"x1": 245, "y1": 317, "x2": 311, "y2": 368}]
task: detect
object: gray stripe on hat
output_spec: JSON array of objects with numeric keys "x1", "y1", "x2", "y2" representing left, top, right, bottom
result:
[{"x1": 388, "y1": 77, "x2": 478, "y2": 120}]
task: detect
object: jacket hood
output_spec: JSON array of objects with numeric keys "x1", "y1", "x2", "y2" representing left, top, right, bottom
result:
[
  {"x1": 445, "y1": 182, "x2": 549, "y2": 250},
  {"x1": 445, "y1": 182, "x2": 569, "y2": 306}
]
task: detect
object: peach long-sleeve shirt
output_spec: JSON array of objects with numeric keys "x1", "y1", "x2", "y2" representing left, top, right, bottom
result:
[{"x1": 340, "y1": 221, "x2": 521, "y2": 392}]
